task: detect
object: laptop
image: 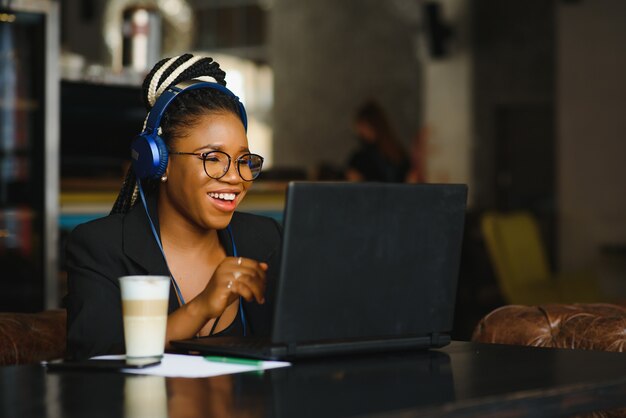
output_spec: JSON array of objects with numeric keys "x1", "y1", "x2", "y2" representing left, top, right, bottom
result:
[{"x1": 171, "y1": 181, "x2": 467, "y2": 360}]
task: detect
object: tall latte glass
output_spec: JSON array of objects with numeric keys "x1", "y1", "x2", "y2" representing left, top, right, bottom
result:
[{"x1": 119, "y1": 275, "x2": 170, "y2": 359}]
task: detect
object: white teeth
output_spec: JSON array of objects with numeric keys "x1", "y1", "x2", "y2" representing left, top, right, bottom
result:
[{"x1": 209, "y1": 192, "x2": 236, "y2": 201}]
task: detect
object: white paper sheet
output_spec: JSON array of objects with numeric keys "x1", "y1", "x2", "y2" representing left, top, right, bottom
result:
[{"x1": 93, "y1": 354, "x2": 291, "y2": 378}]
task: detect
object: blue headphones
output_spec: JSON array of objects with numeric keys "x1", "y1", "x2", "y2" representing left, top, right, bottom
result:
[{"x1": 130, "y1": 79, "x2": 248, "y2": 180}]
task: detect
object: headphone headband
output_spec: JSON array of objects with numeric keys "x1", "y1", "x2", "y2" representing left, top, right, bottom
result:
[
  {"x1": 143, "y1": 79, "x2": 248, "y2": 134},
  {"x1": 132, "y1": 79, "x2": 248, "y2": 180}
]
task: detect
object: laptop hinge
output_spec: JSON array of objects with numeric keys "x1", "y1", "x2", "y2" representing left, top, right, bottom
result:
[{"x1": 430, "y1": 333, "x2": 450, "y2": 348}]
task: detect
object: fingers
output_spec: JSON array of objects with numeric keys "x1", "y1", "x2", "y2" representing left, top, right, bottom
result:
[
  {"x1": 200, "y1": 257, "x2": 268, "y2": 320},
  {"x1": 226, "y1": 273, "x2": 265, "y2": 304},
  {"x1": 224, "y1": 257, "x2": 267, "y2": 304}
]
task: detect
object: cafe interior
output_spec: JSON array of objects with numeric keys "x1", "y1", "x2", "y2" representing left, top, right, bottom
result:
[{"x1": 0, "y1": 0, "x2": 625, "y2": 416}]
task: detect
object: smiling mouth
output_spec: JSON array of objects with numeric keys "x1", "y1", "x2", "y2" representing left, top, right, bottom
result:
[{"x1": 208, "y1": 192, "x2": 237, "y2": 201}]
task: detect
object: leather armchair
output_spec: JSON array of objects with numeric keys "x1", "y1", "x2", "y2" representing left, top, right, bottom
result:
[
  {"x1": 472, "y1": 303, "x2": 626, "y2": 352},
  {"x1": 0, "y1": 309, "x2": 67, "y2": 365}
]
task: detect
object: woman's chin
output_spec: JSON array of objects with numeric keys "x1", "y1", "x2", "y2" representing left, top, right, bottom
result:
[{"x1": 202, "y1": 212, "x2": 235, "y2": 231}]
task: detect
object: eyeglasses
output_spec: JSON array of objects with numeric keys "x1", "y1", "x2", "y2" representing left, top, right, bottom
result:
[{"x1": 169, "y1": 150, "x2": 264, "y2": 181}]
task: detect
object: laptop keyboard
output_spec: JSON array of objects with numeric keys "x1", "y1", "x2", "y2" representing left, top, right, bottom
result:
[
  {"x1": 208, "y1": 337, "x2": 271, "y2": 350},
  {"x1": 172, "y1": 336, "x2": 277, "y2": 358}
]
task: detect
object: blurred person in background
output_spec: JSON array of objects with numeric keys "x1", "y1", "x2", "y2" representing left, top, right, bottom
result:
[{"x1": 345, "y1": 100, "x2": 410, "y2": 182}]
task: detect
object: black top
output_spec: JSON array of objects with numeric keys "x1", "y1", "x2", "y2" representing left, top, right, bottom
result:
[
  {"x1": 347, "y1": 143, "x2": 409, "y2": 182},
  {"x1": 64, "y1": 193, "x2": 282, "y2": 360}
]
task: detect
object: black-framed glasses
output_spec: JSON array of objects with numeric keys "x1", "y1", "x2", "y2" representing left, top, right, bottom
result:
[{"x1": 169, "y1": 150, "x2": 264, "y2": 181}]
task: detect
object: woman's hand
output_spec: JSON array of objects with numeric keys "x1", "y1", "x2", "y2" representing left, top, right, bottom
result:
[
  {"x1": 165, "y1": 256, "x2": 267, "y2": 345},
  {"x1": 199, "y1": 257, "x2": 268, "y2": 319}
]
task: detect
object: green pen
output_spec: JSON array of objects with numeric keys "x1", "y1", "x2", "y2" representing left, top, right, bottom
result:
[{"x1": 203, "y1": 356, "x2": 264, "y2": 367}]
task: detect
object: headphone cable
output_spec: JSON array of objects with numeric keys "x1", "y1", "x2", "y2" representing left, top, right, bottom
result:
[{"x1": 137, "y1": 180, "x2": 247, "y2": 336}]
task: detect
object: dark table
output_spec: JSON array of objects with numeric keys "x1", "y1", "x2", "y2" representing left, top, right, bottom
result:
[{"x1": 1, "y1": 341, "x2": 625, "y2": 417}]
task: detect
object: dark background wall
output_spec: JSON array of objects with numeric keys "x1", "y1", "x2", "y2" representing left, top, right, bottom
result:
[
  {"x1": 472, "y1": 0, "x2": 555, "y2": 210},
  {"x1": 557, "y1": 0, "x2": 626, "y2": 285},
  {"x1": 60, "y1": 0, "x2": 106, "y2": 63},
  {"x1": 471, "y1": 0, "x2": 557, "y2": 262}
]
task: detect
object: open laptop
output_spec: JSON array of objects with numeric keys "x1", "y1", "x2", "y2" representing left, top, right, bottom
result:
[{"x1": 171, "y1": 181, "x2": 467, "y2": 360}]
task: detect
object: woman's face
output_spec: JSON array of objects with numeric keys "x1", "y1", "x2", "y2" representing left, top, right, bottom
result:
[{"x1": 160, "y1": 111, "x2": 252, "y2": 231}]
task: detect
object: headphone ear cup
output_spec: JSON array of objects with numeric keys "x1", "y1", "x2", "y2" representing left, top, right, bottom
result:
[
  {"x1": 130, "y1": 134, "x2": 169, "y2": 180},
  {"x1": 153, "y1": 135, "x2": 169, "y2": 178}
]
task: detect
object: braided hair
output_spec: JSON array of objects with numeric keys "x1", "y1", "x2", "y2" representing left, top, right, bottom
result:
[{"x1": 110, "y1": 54, "x2": 244, "y2": 214}]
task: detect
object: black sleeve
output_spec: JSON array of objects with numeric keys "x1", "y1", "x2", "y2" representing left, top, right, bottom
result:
[{"x1": 64, "y1": 222, "x2": 126, "y2": 360}]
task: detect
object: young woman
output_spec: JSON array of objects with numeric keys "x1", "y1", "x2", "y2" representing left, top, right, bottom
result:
[{"x1": 64, "y1": 54, "x2": 281, "y2": 360}]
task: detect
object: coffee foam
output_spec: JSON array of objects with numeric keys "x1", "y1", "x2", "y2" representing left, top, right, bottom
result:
[{"x1": 119, "y1": 276, "x2": 170, "y2": 300}]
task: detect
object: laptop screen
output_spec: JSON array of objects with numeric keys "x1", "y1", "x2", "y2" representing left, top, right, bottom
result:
[{"x1": 272, "y1": 182, "x2": 467, "y2": 344}]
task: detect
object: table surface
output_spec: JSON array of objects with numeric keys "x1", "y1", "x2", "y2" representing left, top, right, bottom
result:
[{"x1": 1, "y1": 341, "x2": 625, "y2": 418}]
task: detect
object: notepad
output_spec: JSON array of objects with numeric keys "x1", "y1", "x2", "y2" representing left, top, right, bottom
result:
[{"x1": 92, "y1": 354, "x2": 290, "y2": 378}]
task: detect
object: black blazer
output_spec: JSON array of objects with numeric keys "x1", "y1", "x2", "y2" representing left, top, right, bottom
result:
[{"x1": 64, "y1": 194, "x2": 282, "y2": 360}]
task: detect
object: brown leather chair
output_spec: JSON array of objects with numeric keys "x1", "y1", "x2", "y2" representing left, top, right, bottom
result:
[
  {"x1": 472, "y1": 304, "x2": 626, "y2": 417},
  {"x1": 472, "y1": 303, "x2": 626, "y2": 352},
  {"x1": 0, "y1": 309, "x2": 67, "y2": 365}
]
